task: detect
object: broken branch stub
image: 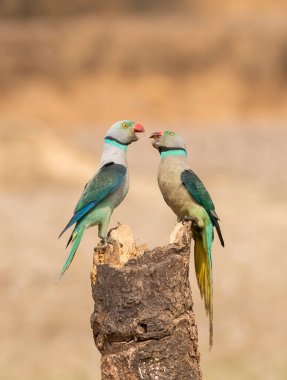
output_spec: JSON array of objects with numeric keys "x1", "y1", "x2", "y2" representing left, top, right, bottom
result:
[{"x1": 91, "y1": 223, "x2": 202, "y2": 380}]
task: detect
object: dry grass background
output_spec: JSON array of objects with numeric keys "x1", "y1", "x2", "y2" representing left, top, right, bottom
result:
[{"x1": 1, "y1": 1, "x2": 287, "y2": 379}]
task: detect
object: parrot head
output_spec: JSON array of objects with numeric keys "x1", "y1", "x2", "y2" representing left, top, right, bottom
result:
[
  {"x1": 150, "y1": 130, "x2": 186, "y2": 152},
  {"x1": 106, "y1": 120, "x2": 144, "y2": 145}
]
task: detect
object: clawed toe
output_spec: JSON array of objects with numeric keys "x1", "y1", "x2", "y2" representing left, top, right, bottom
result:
[
  {"x1": 94, "y1": 239, "x2": 108, "y2": 252},
  {"x1": 99, "y1": 239, "x2": 108, "y2": 249},
  {"x1": 183, "y1": 216, "x2": 201, "y2": 232}
]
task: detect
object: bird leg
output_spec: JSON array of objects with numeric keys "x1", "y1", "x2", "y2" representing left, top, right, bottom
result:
[
  {"x1": 94, "y1": 238, "x2": 108, "y2": 252},
  {"x1": 95, "y1": 219, "x2": 111, "y2": 250},
  {"x1": 100, "y1": 237, "x2": 108, "y2": 246}
]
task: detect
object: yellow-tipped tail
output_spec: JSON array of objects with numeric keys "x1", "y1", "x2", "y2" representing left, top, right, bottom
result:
[{"x1": 194, "y1": 226, "x2": 213, "y2": 348}]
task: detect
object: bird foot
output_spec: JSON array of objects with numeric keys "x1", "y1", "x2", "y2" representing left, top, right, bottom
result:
[
  {"x1": 94, "y1": 239, "x2": 108, "y2": 252},
  {"x1": 100, "y1": 238, "x2": 108, "y2": 248},
  {"x1": 183, "y1": 216, "x2": 201, "y2": 232}
]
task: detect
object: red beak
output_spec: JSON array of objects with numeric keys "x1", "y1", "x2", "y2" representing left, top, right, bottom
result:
[
  {"x1": 133, "y1": 123, "x2": 145, "y2": 133},
  {"x1": 149, "y1": 131, "x2": 163, "y2": 138}
]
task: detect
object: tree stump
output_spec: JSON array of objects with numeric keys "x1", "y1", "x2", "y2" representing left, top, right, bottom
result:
[{"x1": 90, "y1": 222, "x2": 202, "y2": 380}]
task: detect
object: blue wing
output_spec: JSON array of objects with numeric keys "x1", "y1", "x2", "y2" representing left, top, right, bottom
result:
[{"x1": 59, "y1": 162, "x2": 127, "y2": 238}]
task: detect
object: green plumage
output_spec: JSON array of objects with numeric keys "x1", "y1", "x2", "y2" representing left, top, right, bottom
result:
[
  {"x1": 152, "y1": 130, "x2": 224, "y2": 348},
  {"x1": 194, "y1": 221, "x2": 214, "y2": 347},
  {"x1": 181, "y1": 169, "x2": 215, "y2": 214},
  {"x1": 59, "y1": 223, "x2": 85, "y2": 279},
  {"x1": 59, "y1": 164, "x2": 128, "y2": 278},
  {"x1": 59, "y1": 119, "x2": 144, "y2": 278},
  {"x1": 181, "y1": 169, "x2": 224, "y2": 247},
  {"x1": 74, "y1": 163, "x2": 127, "y2": 213}
]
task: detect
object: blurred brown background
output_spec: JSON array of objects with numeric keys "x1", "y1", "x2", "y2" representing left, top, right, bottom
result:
[{"x1": 1, "y1": 1, "x2": 287, "y2": 379}]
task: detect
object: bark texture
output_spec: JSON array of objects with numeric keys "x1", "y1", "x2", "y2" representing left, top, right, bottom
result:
[{"x1": 91, "y1": 223, "x2": 202, "y2": 380}]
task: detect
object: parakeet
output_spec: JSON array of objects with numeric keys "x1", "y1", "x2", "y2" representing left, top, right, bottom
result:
[
  {"x1": 150, "y1": 130, "x2": 224, "y2": 347},
  {"x1": 59, "y1": 120, "x2": 144, "y2": 278}
]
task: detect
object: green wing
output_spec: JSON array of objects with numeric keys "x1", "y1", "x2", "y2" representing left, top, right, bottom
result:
[
  {"x1": 59, "y1": 162, "x2": 127, "y2": 237},
  {"x1": 181, "y1": 169, "x2": 224, "y2": 247},
  {"x1": 75, "y1": 162, "x2": 126, "y2": 212}
]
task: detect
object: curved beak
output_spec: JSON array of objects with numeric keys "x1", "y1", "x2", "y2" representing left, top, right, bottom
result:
[
  {"x1": 133, "y1": 123, "x2": 145, "y2": 133},
  {"x1": 150, "y1": 131, "x2": 163, "y2": 150},
  {"x1": 149, "y1": 131, "x2": 163, "y2": 138}
]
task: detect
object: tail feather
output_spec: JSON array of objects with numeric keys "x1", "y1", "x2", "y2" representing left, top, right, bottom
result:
[
  {"x1": 210, "y1": 212, "x2": 224, "y2": 247},
  {"x1": 65, "y1": 227, "x2": 75, "y2": 249},
  {"x1": 194, "y1": 222, "x2": 214, "y2": 348},
  {"x1": 58, "y1": 201, "x2": 96, "y2": 239},
  {"x1": 59, "y1": 224, "x2": 85, "y2": 279},
  {"x1": 213, "y1": 218, "x2": 225, "y2": 247}
]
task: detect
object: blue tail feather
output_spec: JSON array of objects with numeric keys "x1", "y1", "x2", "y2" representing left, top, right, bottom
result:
[{"x1": 58, "y1": 201, "x2": 96, "y2": 238}]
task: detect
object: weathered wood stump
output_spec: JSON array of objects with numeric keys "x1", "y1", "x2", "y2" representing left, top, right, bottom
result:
[{"x1": 90, "y1": 222, "x2": 202, "y2": 380}]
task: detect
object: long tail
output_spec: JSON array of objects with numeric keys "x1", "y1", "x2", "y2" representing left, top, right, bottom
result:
[
  {"x1": 212, "y1": 217, "x2": 225, "y2": 247},
  {"x1": 59, "y1": 223, "x2": 85, "y2": 279},
  {"x1": 194, "y1": 222, "x2": 214, "y2": 348}
]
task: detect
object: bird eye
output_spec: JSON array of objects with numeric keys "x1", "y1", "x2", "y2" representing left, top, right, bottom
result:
[
  {"x1": 122, "y1": 123, "x2": 128, "y2": 129},
  {"x1": 169, "y1": 131, "x2": 175, "y2": 136}
]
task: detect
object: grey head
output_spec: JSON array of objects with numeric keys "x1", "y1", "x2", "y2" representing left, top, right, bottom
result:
[
  {"x1": 106, "y1": 120, "x2": 144, "y2": 145},
  {"x1": 150, "y1": 130, "x2": 186, "y2": 153}
]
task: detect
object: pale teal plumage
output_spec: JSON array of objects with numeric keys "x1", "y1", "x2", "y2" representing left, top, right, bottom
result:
[
  {"x1": 103, "y1": 138, "x2": 128, "y2": 151},
  {"x1": 160, "y1": 150, "x2": 187, "y2": 158}
]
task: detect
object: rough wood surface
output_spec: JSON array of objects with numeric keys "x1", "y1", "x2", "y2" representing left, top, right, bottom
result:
[{"x1": 91, "y1": 223, "x2": 202, "y2": 380}]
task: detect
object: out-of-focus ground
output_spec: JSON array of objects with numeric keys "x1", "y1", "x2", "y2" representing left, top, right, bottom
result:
[{"x1": 1, "y1": 1, "x2": 287, "y2": 380}]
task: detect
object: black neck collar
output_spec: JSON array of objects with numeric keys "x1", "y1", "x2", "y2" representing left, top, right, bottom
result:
[{"x1": 159, "y1": 146, "x2": 187, "y2": 154}]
